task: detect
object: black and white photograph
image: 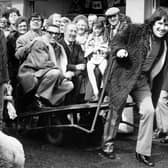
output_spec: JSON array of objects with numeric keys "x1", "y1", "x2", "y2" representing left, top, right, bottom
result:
[{"x1": 0, "y1": 0, "x2": 168, "y2": 167}]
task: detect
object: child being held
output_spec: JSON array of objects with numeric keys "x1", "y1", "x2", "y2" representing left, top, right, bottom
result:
[{"x1": 85, "y1": 18, "x2": 109, "y2": 102}]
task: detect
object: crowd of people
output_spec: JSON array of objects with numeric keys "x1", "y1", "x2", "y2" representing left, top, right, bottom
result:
[{"x1": 0, "y1": 5, "x2": 168, "y2": 167}]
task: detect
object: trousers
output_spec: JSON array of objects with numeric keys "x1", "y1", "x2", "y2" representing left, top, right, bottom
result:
[
  {"x1": 103, "y1": 80, "x2": 154, "y2": 156},
  {"x1": 36, "y1": 69, "x2": 74, "y2": 106}
]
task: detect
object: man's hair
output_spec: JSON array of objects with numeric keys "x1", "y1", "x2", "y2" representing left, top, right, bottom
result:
[
  {"x1": 28, "y1": 12, "x2": 44, "y2": 25},
  {"x1": 3, "y1": 7, "x2": 20, "y2": 19},
  {"x1": 145, "y1": 7, "x2": 168, "y2": 27},
  {"x1": 64, "y1": 22, "x2": 76, "y2": 34},
  {"x1": 15, "y1": 16, "x2": 28, "y2": 28}
]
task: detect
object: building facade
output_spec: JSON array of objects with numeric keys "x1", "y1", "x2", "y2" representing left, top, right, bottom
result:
[{"x1": 0, "y1": 0, "x2": 167, "y2": 23}]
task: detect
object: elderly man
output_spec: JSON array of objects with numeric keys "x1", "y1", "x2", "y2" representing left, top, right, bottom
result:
[
  {"x1": 18, "y1": 21, "x2": 73, "y2": 108},
  {"x1": 59, "y1": 23, "x2": 86, "y2": 104},
  {"x1": 104, "y1": 7, "x2": 131, "y2": 41}
]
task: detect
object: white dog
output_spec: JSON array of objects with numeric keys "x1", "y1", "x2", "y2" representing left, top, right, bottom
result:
[{"x1": 0, "y1": 131, "x2": 25, "y2": 168}]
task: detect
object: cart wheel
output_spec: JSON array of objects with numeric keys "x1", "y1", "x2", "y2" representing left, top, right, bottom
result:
[{"x1": 45, "y1": 119, "x2": 64, "y2": 145}]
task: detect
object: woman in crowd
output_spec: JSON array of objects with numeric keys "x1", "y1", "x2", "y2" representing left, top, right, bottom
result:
[
  {"x1": 73, "y1": 14, "x2": 88, "y2": 51},
  {"x1": 7, "y1": 16, "x2": 28, "y2": 94},
  {"x1": 59, "y1": 16, "x2": 71, "y2": 41},
  {"x1": 4, "y1": 8, "x2": 21, "y2": 32},
  {"x1": 87, "y1": 14, "x2": 97, "y2": 34},
  {"x1": 85, "y1": 18, "x2": 108, "y2": 102},
  {"x1": 0, "y1": 16, "x2": 9, "y2": 37}
]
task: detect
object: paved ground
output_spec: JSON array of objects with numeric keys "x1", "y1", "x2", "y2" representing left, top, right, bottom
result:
[{"x1": 13, "y1": 129, "x2": 168, "y2": 168}]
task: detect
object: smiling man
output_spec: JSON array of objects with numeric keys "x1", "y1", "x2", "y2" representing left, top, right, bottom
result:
[
  {"x1": 18, "y1": 21, "x2": 73, "y2": 108},
  {"x1": 104, "y1": 7, "x2": 131, "y2": 41},
  {"x1": 59, "y1": 23, "x2": 86, "y2": 104},
  {"x1": 15, "y1": 13, "x2": 43, "y2": 61},
  {"x1": 100, "y1": 7, "x2": 168, "y2": 167}
]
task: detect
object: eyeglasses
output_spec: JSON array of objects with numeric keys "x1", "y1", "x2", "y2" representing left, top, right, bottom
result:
[
  {"x1": 47, "y1": 31, "x2": 60, "y2": 36},
  {"x1": 93, "y1": 50, "x2": 107, "y2": 55},
  {"x1": 31, "y1": 18, "x2": 42, "y2": 22},
  {"x1": 108, "y1": 14, "x2": 118, "y2": 18}
]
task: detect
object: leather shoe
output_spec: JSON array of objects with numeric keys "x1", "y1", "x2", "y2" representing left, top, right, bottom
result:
[
  {"x1": 31, "y1": 98, "x2": 50, "y2": 110},
  {"x1": 136, "y1": 152, "x2": 154, "y2": 167},
  {"x1": 160, "y1": 136, "x2": 168, "y2": 144},
  {"x1": 89, "y1": 95, "x2": 99, "y2": 102},
  {"x1": 99, "y1": 150, "x2": 115, "y2": 159},
  {"x1": 98, "y1": 142, "x2": 115, "y2": 159},
  {"x1": 153, "y1": 129, "x2": 166, "y2": 139}
]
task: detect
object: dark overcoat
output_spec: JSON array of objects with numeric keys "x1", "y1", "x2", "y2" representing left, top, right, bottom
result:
[
  {"x1": 59, "y1": 39, "x2": 85, "y2": 75},
  {"x1": 0, "y1": 30, "x2": 9, "y2": 84},
  {"x1": 106, "y1": 23, "x2": 168, "y2": 111}
]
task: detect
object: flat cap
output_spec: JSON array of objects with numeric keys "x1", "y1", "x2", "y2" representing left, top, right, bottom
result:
[{"x1": 105, "y1": 7, "x2": 120, "y2": 16}]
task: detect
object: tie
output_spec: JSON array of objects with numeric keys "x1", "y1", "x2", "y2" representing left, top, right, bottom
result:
[
  {"x1": 110, "y1": 26, "x2": 116, "y2": 40},
  {"x1": 68, "y1": 42, "x2": 73, "y2": 52}
]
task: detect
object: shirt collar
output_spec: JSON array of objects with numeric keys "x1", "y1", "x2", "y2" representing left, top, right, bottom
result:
[{"x1": 111, "y1": 21, "x2": 120, "y2": 30}]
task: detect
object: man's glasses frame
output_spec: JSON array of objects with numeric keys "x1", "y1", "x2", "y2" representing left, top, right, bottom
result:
[{"x1": 47, "y1": 31, "x2": 60, "y2": 36}]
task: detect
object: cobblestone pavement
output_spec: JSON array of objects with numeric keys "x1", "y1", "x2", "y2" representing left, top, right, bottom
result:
[{"x1": 14, "y1": 130, "x2": 168, "y2": 168}]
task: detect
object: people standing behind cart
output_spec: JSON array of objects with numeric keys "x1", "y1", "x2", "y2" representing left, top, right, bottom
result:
[
  {"x1": 48, "y1": 13, "x2": 61, "y2": 27},
  {"x1": 85, "y1": 18, "x2": 109, "y2": 102},
  {"x1": 100, "y1": 7, "x2": 168, "y2": 167},
  {"x1": 7, "y1": 16, "x2": 28, "y2": 96},
  {"x1": 0, "y1": 16, "x2": 9, "y2": 37},
  {"x1": 104, "y1": 7, "x2": 131, "y2": 42},
  {"x1": 73, "y1": 15, "x2": 88, "y2": 51},
  {"x1": 0, "y1": 29, "x2": 10, "y2": 130},
  {"x1": 3, "y1": 7, "x2": 21, "y2": 33},
  {"x1": 59, "y1": 22, "x2": 86, "y2": 104},
  {"x1": 17, "y1": 20, "x2": 73, "y2": 108},
  {"x1": 59, "y1": 17, "x2": 71, "y2": 41},
  {"x1": 15, "y1": 13, "x2": 43, "y2": 62},
  {"x1": 87, "y1": 14, "x2": 97, "y2": 34},
  {"x1": 48, "y1": 13, "x2": 62, "y2": 40}
]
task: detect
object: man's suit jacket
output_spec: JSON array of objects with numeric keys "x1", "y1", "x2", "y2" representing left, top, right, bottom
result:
[{"x1": 59, "y1": 39, "x2": 85, "y2": 76}]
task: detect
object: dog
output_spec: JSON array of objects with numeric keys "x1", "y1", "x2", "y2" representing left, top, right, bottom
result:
[{"x1": 0, "y1": 131, "x2": 25, "y2": 168}]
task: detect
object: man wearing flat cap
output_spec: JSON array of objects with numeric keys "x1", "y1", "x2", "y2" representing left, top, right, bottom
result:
[
  {"x1": 104, "y1": 7, "x2": 131, "y2": 41},
  {"x1": 99, "y1": 7, "x2": 132, "y2": 159}
]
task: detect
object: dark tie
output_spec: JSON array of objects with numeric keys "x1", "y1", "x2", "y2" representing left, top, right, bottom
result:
[
  {"x1": 110, "y1": 26, "x2": 115, "y2": 40},
  {"x1": 68, "y1": 42, "x2": 73, "y2": 52}
]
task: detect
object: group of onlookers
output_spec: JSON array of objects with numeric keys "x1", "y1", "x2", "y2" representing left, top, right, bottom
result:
[
  {"x1": 0, "y1": 6, "x2": 128, "y2": 107},
  {"x1": 1, "y1": 5, "x2": 168, "y2": 167}
]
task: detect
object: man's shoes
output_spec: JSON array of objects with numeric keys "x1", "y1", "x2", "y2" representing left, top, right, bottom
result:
[
  {"x1": 31, "y1": 98, "x2": 51, "y2": 110},
  {"x1": 89, "y1": 95, "x2": 99, "y2": 102},
  {"x1": 135, "y1": 152, "x2": 155, "y2": 167},
  {"x1": 99, "y1": 150, "x2": 116, "y2": 159},
  {"x1": 153, "y1": 129, "x2": 166, "y2": 139},
  {"x1": 99, "y1": 142, "x2": 115, "y2": 159},
  {"x1": 160, "y1": 136, "x2": 168, "y2": 144}
]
